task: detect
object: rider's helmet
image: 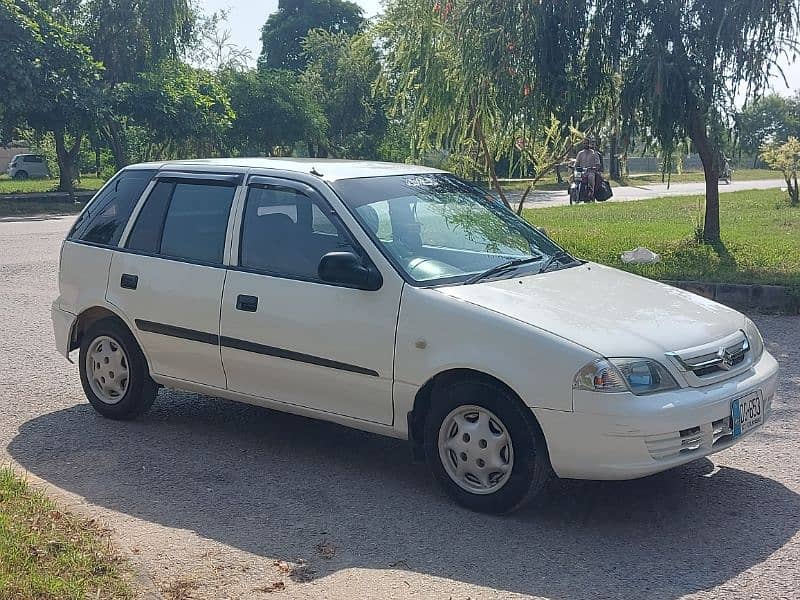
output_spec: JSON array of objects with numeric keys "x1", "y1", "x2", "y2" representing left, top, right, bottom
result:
[{"x1": 585, "y1": 135, "x2": 596, "y2": 149}]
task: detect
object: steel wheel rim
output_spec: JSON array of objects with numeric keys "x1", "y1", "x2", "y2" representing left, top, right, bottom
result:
[
  {"x1": 85, "y1": 335, "x2": 130, "y2": 405},
  {"x1": 437, "y1": 404, "x2": 514, "y2": 495}
]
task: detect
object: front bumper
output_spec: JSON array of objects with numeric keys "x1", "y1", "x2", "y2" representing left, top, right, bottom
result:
[
  {"x1": 52, "y1": 301, "x2": 77, "y2": 362},
  {"x1": 534, "y1": 350, "x2": 779, "y2": 480}
]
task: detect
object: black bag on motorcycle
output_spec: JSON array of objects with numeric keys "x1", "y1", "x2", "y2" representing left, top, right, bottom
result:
[{"x1": 595, "y1": 179, "x2": 613, "y2": 201}]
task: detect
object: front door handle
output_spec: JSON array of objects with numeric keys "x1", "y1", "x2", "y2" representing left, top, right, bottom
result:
[
  {"x1": 120, "y1": 273, "x2": 138, "y2": 290},
  {"x1": 236, "y1": 294, "x2": 258, "y2": 312}
]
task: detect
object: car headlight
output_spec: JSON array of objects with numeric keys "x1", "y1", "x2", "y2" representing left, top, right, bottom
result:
[
  {"x1": 743, "y1": 318, "x2": 764, "y2": 361},
  {"x1": 573, "y1": 358, "x2": 679, "y2": 395}
]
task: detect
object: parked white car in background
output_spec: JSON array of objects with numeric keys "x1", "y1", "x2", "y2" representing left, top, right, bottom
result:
[
  {"x1": 52, "y1": 159, "x2": 779, "y2": 513},
  {"x1": 7, "y1": 153, "x2": 49, "y2": 179}
]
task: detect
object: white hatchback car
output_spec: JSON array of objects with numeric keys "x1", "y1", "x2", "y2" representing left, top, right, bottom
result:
[
  {"x1": 52, "y1": 159, "x2": 779, "y2": 513},
  {"x1": 7, "y1": 153, "x2": 50, "y2": 179}
]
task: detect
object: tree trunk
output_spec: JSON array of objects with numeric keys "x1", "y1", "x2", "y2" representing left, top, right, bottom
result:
[
  {"x1": 788, "y1": 173, "x2": 799, "y2": 207},
  {"x1": 688, "y1": 110, "x2": 721, "y2": 243},
  {"x1": 609, "y1": 135, "x2": 621, "y2": 181},
  {"x1": 53, "y1": 129, "x2": 83, "y2": 197},
  {"x1": 475, "y1": 115, "x2": 510, "y2": 209},
  {"x1": 102, "y1": 117, "x2": 129, "y2": 171}
]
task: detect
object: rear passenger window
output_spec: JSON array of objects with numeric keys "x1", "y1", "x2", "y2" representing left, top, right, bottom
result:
[
  {"x1": 126, "y1": 180, "x2": 235, "y2": 264},
  {"x1": 68, "y1": 169, "x2": 155, "y2": 246},
  {"x1": 240, "y1": 185, "x2": 357, "y2": 280},
  {"x1": 161, "y1": 184, "x2": 234, "y2": 263}
]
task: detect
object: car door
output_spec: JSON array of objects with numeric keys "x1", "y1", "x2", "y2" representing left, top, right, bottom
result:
[
  {"x1": 219, "y1": 176, "x2": 402, "y2": 424},
  {"x1": 106, "y1": 171, "x2": 240, "y2": 389}
]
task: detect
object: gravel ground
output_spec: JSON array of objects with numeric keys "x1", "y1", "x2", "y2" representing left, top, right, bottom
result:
[{"x1": 1, "y1": 215, "x2": 799, "y2": 600}]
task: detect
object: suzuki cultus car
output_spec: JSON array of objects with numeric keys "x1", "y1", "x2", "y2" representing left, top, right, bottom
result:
[{"x1": 52, "y1": 159, "x2": 778, "y2": 513}]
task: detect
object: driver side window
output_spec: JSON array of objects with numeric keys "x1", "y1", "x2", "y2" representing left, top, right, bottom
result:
[{"x1": 239, "y1": 185, "x2": 359, "y2": 282}]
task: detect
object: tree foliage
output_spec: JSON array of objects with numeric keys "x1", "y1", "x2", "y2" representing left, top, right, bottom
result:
[
  {"x1": 82, "y1": 0, "x2": 192, "y2": 84},
  {"x1": 738, "y1": 93, "x2": 800, "y2": 161},
  {"x1": 761, "y1": 137, "x2": 800, "y2": 206},
  {"x1": 120, "y1": 60, "x2": 233, "y2": 160},
  {"x1": 616, "y1": 0, "x2": 800, "y2": 242},
  {"x1": 0, "y1": 0, "x2": 102, "y2": 191},
  {"x1": 377, "y1": 0, "x2": 603, "y2": 205},
  {"x1": 302, "y1": 29, "x2": 386, "y2": 158},
  {"x1": 259, "y1": 0, "x2": 363, "y2": 72},
  {"x1": 223, "y1": 68, "x2": 326, "y2": 155}
]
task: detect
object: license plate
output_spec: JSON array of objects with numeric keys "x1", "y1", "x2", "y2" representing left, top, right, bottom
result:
[{"x1": 731, "y1": 392, "x2": 763, "y2": 438}]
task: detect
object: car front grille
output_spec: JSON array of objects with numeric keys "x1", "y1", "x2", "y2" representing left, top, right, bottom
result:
[
  {"x1": 645, "y1": 417, "x2": 735, "y2": 461},
  {"x1": 666, "y1": 330, "x2": 752, "y2": 387}
]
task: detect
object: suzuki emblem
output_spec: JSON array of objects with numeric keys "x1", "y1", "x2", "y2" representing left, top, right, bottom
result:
[{"x1": 716, "y1": 347, "x2": 734, "y2": 370}]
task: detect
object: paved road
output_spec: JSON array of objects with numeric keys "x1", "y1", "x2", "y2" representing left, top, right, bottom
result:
[
  {"x1": 510, "y1": 178, "x2": 786, "y2": 209},
  {"x1": 2, "y1": 216, "x2": 799, "y2": 600}
]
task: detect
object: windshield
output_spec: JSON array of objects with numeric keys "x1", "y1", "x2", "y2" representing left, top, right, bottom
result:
[{"x1": 331, "y1": 173, "x2": 576, "y2": 285}]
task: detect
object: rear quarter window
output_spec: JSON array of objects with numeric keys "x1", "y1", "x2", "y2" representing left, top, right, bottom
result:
[{"x1": 68, "y1": 169, "x2": 156, "y2": 246}]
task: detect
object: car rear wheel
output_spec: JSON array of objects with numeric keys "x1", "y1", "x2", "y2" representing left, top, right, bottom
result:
[
  {"x1": 79, "y1": 318, "x2": 157, "y2": 420},
  {"x1": 424, "y1": 375, "x2": 552, "y2": 514}
]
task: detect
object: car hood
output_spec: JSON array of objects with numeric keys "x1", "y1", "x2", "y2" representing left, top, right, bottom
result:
[{"x1": 437, "y1": 263, "x2": 744, "y2": 358}]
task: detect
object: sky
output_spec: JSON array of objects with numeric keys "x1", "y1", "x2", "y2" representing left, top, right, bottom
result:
[{"x1": 197, "y1": 0, "x2": 800, "y2": 97}]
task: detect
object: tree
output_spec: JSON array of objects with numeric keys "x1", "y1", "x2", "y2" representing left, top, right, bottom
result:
[
  {"x1": 0, "y1": 0, "x2": 102, "y2": 193},
  {"x1": 120, "y1": 61, "x2": 234, "y2": 160},
  {"x1": 761, "y1": 137, "x2": 800, "y2": 206},
  {"x1": 301, "y1": 29, "x2": 386, "y2": 158},
  {"x1": 738, "y1": 93, "x2": 800, "y2": 165},
  {"x1": 223, "y1": 69, "x2": 326, "y2": 155},
  {"x1": 187, "y1": 9, "x2": 253, "y2": 72},
  {"x1": 617, "y1": 0, "x2": 800, "y2": 243},
  {"x1": 377, "y1": 0, "x2": 601, "y2": 207},
  {"x1": 259, "y1": 0, "x2": 363, "y2": 72},
  {"x1": 81, "y1": 0, "x2": 194, "y2": 168}
]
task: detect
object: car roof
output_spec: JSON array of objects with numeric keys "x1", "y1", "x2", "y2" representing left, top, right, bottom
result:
[{"x1": 127, "y1": 158, "x2": 445, "y2": 182}]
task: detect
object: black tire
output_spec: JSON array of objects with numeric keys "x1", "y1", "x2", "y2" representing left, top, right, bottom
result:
[
  {"x1": 13, "y1": 170, "x2": 28, "y2": 180},
  {"x1": 424, "y1": 375, "x2": 552, "y2": 514},
  {"x1": 79, "y1": 318, "x2": 158, "y2": 420}
]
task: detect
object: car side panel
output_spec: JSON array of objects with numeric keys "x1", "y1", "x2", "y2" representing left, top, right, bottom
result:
[
  {"x1": 57, "y1": 241, "x2": 115, "y2": 315},
  {"x1": 106, "y1": 252, "x2": 228, "y2": 389},
  {"x1": 394, "y1": 285, "x2": 597, "y2": 413}
]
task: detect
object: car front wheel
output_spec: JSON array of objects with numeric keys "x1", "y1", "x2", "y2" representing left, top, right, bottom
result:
[
  {"x1": 424, "y1": 376, "x2": 552, "y2": 514},
  {"x1": 79, "y1": 318, "x2": 157, "y2": 420}
]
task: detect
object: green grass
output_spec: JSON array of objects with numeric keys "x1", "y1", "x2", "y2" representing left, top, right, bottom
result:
[
  {"x1": 524, "y1": 188, "x2": 800, "y2": 287},
  {"x1": 624, "y1": 168, "x2": 780, "y2": 185},
  {"x1": 0, "y1": 175, "x2": 105, "y2": 195},
  {"x1": 0, "y1": 467, "x2": 132, "y2": 600},
  {"x1": 0, "y1": 200, "x2": 84, "y2": 219}
]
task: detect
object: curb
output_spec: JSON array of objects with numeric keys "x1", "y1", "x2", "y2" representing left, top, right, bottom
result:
[
  {"x1": 663, "y1": 280, "x2": 799, "y2": 315},
  {"x1": 0, "y1": 191, "x2": 95, "y2": 203}
]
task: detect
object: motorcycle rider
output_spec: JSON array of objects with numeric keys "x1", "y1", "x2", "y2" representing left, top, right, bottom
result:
[{"x1": 575, "y1": 136, "x2": 602, "y2": 198}]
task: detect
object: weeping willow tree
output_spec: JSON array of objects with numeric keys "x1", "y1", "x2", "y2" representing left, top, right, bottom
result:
[
  {"x1": 376, "y1": 0, "x2": 604, "y2": 207},
  {"x1": 616, "y1": 0, "x2": 800, "y2": 243},
  {"x1": 81, "y1": 0, "x2": 194, "y2": 168}
]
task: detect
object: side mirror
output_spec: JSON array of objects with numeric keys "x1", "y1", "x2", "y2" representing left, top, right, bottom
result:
[{"x1": 318, "y1": 251, "x2": 382, "y2": 291}]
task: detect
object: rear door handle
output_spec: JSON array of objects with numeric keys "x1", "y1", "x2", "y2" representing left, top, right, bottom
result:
[
  {"x1": 236, "y1": 294, "x2": 258, "y2": 312},
  {"x1": 120, "y1": 273, "x2": 138, "y2": 290}
]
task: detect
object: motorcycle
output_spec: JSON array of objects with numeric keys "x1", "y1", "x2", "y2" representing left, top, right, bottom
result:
[{"x1": 569, "y1": 166, "x2": 601, "y2": 204}]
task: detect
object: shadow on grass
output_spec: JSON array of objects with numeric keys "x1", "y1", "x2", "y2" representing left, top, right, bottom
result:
[{"x1": 709, "y1": 239, "x2": 738, "y2": 273}]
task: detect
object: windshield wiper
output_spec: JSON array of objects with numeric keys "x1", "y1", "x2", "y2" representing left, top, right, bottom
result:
[
  {"x1": 465, "y1": 255, "x2": 544, "y2": 284},
  {"x1": 537, "y1": 250, "x2": 577, "y2": 274}
]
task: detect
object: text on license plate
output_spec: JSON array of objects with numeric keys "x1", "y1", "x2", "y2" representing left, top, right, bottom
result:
[{"x1": 731, "y1": 392, "x2": 763, "y2": 437}]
